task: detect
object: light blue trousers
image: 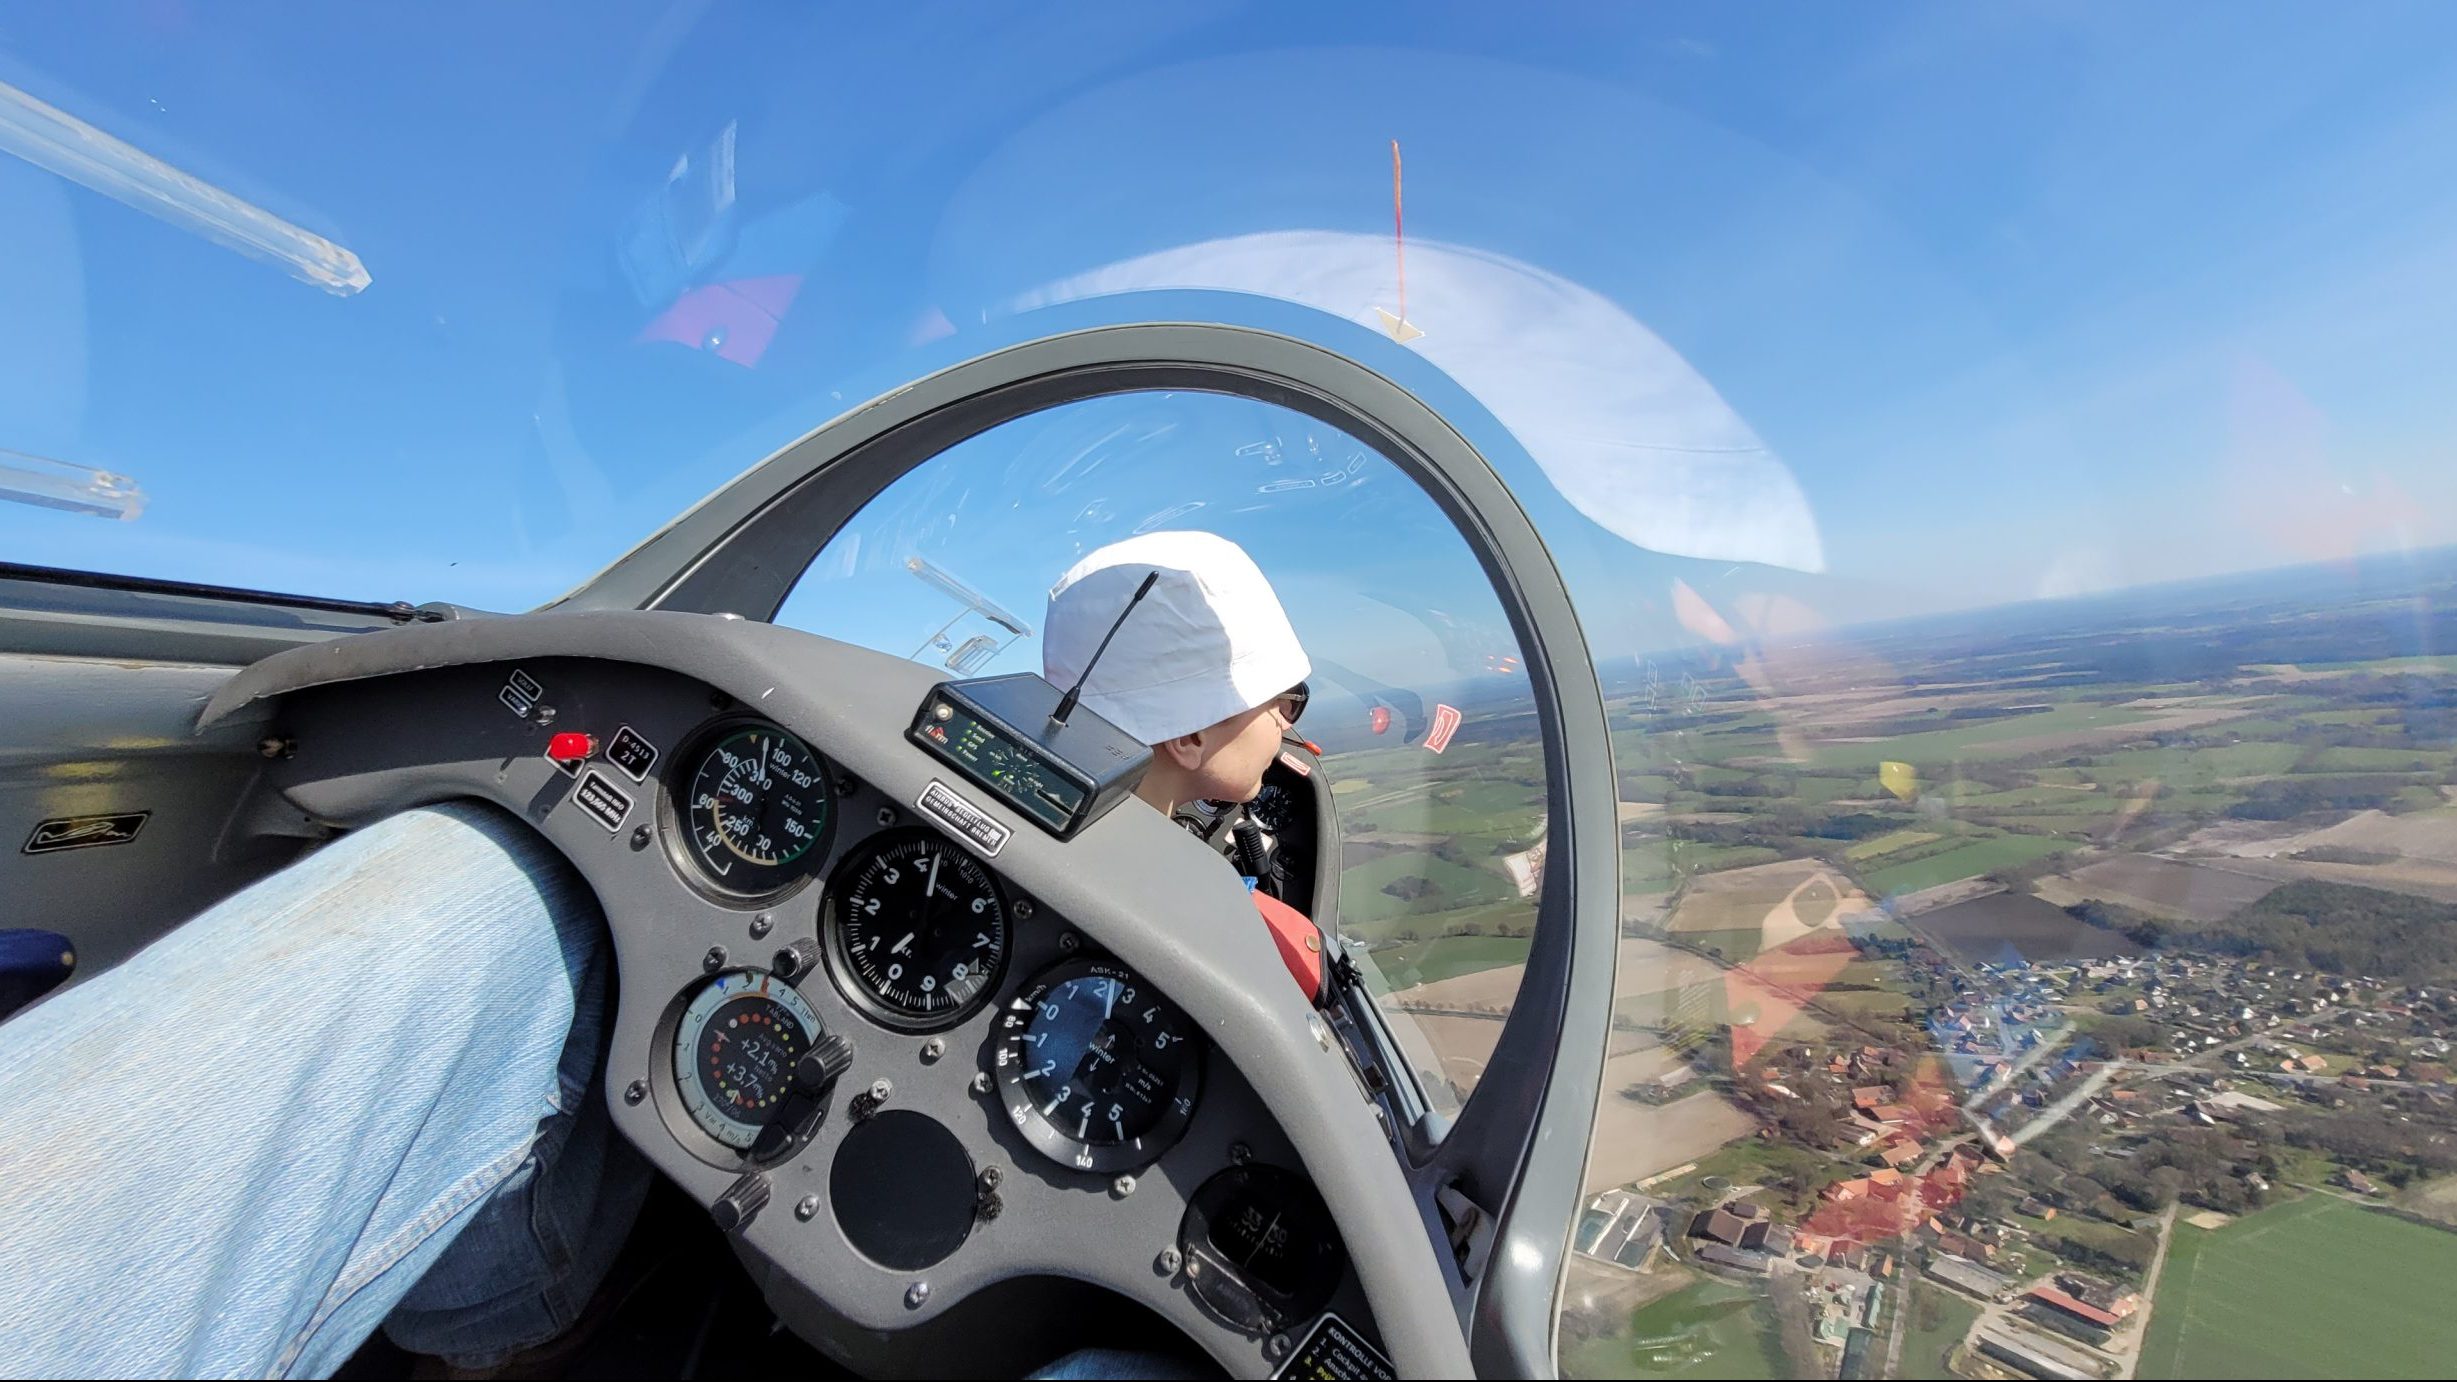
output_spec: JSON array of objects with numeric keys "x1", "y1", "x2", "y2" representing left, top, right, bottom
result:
[{"x1": 0, "y1": 803, "x2": 648, "y2": 1378}]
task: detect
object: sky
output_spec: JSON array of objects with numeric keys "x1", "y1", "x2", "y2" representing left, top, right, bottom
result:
[
  {"x1": 3, "y1": 2, "x2": 2457, "y2": 664},
  {"x1": 771, "y1": 389, "x2": 1528, "y2": 702}
]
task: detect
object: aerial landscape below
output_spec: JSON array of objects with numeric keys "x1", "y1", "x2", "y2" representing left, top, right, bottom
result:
[{"x1": 1332, "y1": 547, "x2": 2457, "y2": 1379}]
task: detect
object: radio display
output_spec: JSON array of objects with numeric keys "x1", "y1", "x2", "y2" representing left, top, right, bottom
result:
[{"x1": 915, "y1": 704, "x2": 1087, "y2": 831}]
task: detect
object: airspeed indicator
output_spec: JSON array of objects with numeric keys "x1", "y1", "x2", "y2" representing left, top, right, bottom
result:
[{"x1": 672, "y1": 723, "x2": 832, "y2": 899}]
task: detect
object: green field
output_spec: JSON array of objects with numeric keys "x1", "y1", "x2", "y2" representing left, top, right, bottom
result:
[
  {"x1": 1563, "y1": 1276, "x2": 1785, "y2": 1380},
  {"x1": 2244, "y1": 654, "x2": 2457, "y2": 677},
  {"x1": 2300, "y1": 708, "x2": 2398, "y2": 726},
  {"x1": 1859, "y1": 834, "x2": 2070, "y2": 896},
  {"x1": 1671, "y1": 843, "x2": 1785, "y2": 875},
  {"x1": 2024, "y1": 1210, "x2": 2154, "y2": 1278},
  {"x1": 2304, "y1": 746, "x2": 2453, "y2": 772},
  {"x1": 1625, "y1": 850, "x2": 1680, "y2": 894},
  {"x1": 1979, "y1": 812, "x2": 2109, "y2": 837},
  {"x1": 1668, "y1": 763, "x2": 1748, "y2": 785},
  {"x1": 1338, "y1": 851, "x2": 1518, "y2": 925},
  {"x1": 1360, "y1": 933, "x2": 1530, "y2": 990},
  {"x1": 1793, "y1": 775, "x2": 1868, "y2": 804},
  {"x1": 1650, "y1": 1137, "x2": 1844, "y2": 1213},
  {"x1": 2139, "y1": 1194, "x2": 2457, "y2": 1379},
  {"x1": 2087, "y1": 740, "x2": 2305, "y2": 787},
  {"x1": 1815, "y1": 987, "x2": 1912, "y2": 1019},
  {"x1": 1676, "y1": 927, "x2": 1767, "y2": 963},
  {"x1": 2393, "y1": 786, "x2": 2455, "y2": 813},
  {"x1": 1620, "y1": 772, "x2": 1677, "y2": 800},
  {"x1": 1944, "y1": 784, "x2": 2116, "y2": 811},
  {"x1": 1345, "y1": 772, "x2": 1546, "y2": 837},
  {"x1": 1803, "y1": 701, "x2": 2151, "y2": 770},
  {"x1": 1844, "y1": 828, "x2": 1943, "y2": 861},
  {"x1": 1898, "y1": 1281, "x2": 1979, "y2": 1378}
]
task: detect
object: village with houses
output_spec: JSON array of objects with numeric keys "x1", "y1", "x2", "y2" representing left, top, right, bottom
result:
[{"x1": 1562, "y1": 937, "x2": 2457, "y2": 1380}]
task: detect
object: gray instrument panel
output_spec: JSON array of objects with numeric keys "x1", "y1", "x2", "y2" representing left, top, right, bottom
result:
[{"x1": 207, "y1": 617, "x2": 1448, "y2": 1378}]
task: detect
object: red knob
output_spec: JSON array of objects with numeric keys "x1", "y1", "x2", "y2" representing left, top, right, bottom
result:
[{"x1": 546, "y1": 732, "x2": 596, "y2": 763}]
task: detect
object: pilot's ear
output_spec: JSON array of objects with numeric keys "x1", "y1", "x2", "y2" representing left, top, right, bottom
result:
[{"x1": 1154, "y1": 730, "x2": 1208, "y2": 769}]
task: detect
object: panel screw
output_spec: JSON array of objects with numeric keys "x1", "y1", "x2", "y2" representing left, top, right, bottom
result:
[
  {"x1": 921, "y1": 1037, "x2": 946, "y2": 1063},
  {"x1": 1014, "y1": 899, "x2": 1035, "y2": 921},
  {"x1": 257, "y1": 736, "x2": 296, "y2": 759},
  {"x1": 1059, "y1": 932, "x2": 1080, "y2": 954},
  {"x1": 971, "y1": 1072, "x2": 993, "y2": 1095},
  {"x1": 1309, "y1": 1016, "x2": 1332, "y2": 1051},
  {"x1": 710, "y1": 692, "x2": 731, "y2": 710},
  {"x1": 1157, "y1": 1246, "x2": 1183, "y2": 1275},
  {"x1": 623, "y1": 1080, "x2": 646, "y2": 1105},
  {"x1": 795, "y1": 1194, "x2": 821, "y2": 1222},
  {"x1": 1266, "y1": 1333, "x2": 1292, "y2": 1360},
  {"x1": 836, "y1": 775, "x2": 856, "y2": 797},
  {"x1": 533, "y1": 704, "x2": 557, "y2": 726},
  {"x1": 703, "y1": 946, "x2": 727, "y2": 972},
  {"x1": 1185, "y1": 1257, "x2": 1204, "y2": 1278},
  {"x1": 905, "y1": 1281, "x2": 930, "y2": 1309},
  {"x1": 749, "y1": 914, "x2": 774, "y2": 940},
  {"x1": 876, "y1": 806, "x2": 896, "y2": 827},
  {"x1": 979, "y1": 1166, "x2": 1003, "y2": 1191},
  {"x1": 1229, "y1": 1141, "x2": 1253, "y2": 1166},
  {"x1": 1112, "y1": 1174, "x2": 1137, "y2": 1198},
  {"x1": 630, "y1": 824, "x2": 652, "y2": 851},
  {"x1": 850, "y1": 1078, "x2": 891, "y2": 1121}
]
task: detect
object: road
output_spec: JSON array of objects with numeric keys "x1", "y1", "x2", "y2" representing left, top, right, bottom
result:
[
  {"x1": 2007, "y1": 1060, "x2": 2122, "y2": 1147},
  {"x1": 2104, "y1": 1204, "x2": 2179, "y2": 1379},
  {"x1": 2092, "y1": 1024, "x2": 2418, "y2": 1095},
  {"x1": 1880, "y1": 1264, "x2": 1913, "y2": 1378},
  {"x1": 1965, "y1": 1023, "x2": 2076, "y2": 1112},
  {"x1": 1990, "y1": 1024, "x2": 2282, "y2": 1148}
]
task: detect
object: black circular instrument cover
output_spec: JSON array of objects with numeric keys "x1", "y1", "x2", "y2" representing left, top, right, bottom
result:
[
  {"x1": 1178, "y1": 1163, "x2": 1345, "y2": 1334},
  {"x1": 829, "y1": 1109, "x2": 975, "y2": 1270}
]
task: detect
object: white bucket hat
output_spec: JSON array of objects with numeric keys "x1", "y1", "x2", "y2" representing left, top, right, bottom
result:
[{"x1": 1042, "y1": 531, "x2": 1312, "y2": 746}]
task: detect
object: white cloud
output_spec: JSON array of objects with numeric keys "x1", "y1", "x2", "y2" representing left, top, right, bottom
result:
[
  {"x1": 1009, "y1": 230, "x2": 1826, "y2": 574},
  {"x1": 2034, "y1": 546, "x2": 2123, "y2": 602}
]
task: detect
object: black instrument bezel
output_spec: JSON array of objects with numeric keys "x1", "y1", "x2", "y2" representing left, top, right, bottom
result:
[
  {"x1": 1178, "y1": 1163, "x2": 1347, "y2": 1336},
  {"x1": 820, "y1": 825, "x2": 1014, "y2": 1034},
  {"x1": 991, "y1": 955, "x2": 1203, "y2": 1176},
  {"x1": 658, "y1": 716, "x2": 838, "y2": 906},
  {"x1": 664, "y1": 968, "x2": 828, "y2": 1162}
]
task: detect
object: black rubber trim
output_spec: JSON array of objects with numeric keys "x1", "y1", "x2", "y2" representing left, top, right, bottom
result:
[{"x1": 0, "y1": 560, "x2": 431, "y2": 623}]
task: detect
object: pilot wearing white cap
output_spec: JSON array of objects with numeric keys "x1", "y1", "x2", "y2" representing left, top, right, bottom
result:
[{"x1": 1043, "y1": 530, "x2": 1311, "y2": 816}]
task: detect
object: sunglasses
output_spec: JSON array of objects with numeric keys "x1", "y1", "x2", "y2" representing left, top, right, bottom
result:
[{"x1": 1275, "y1": 681, "x2": 1309, "y2": 726}]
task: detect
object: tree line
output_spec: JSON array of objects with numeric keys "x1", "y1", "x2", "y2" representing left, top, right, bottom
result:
[{"x1": 2068, "y1": 882, "x2": 2457, "y2": 981}]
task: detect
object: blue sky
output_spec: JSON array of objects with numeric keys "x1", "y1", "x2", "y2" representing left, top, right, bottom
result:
[
  {"x1": 3, "y1": 3, "x2": 2456, "y2": 662},
  {"x1": 772, "y1": 389, "x2": 1526, "y2": 700}
]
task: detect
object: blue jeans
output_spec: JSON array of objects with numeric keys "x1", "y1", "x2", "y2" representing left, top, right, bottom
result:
[{"x1": 0, "y1": 802, "x2": 649, "y2": 1378}]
